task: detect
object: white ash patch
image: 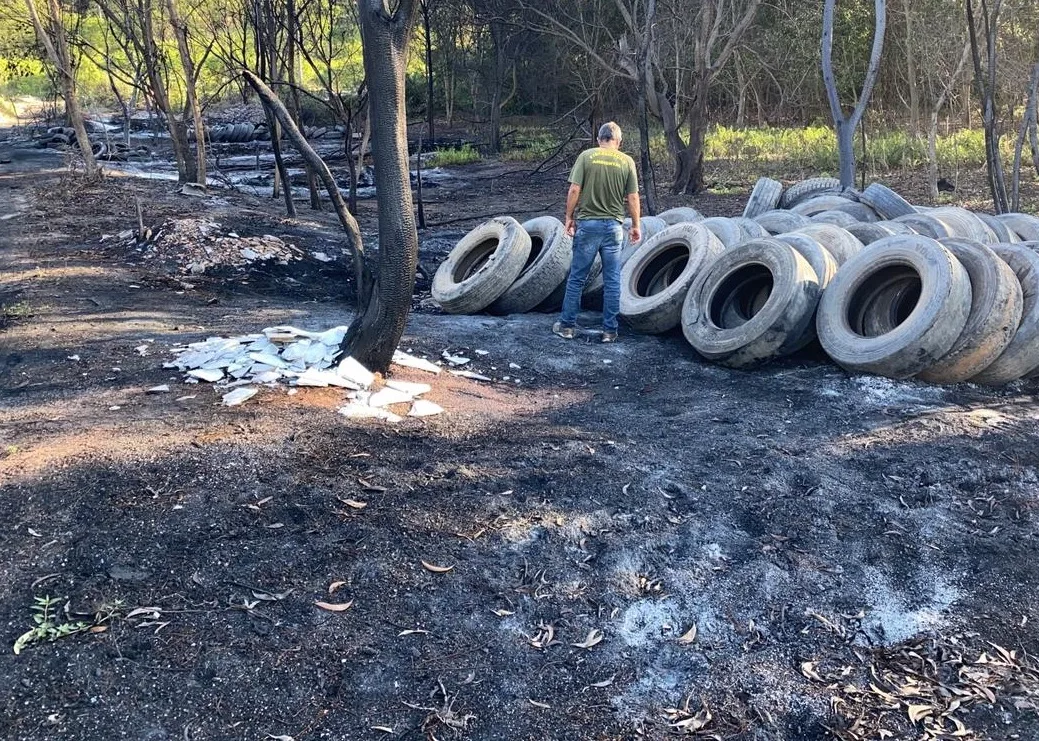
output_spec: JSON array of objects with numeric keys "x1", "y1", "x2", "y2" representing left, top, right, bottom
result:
[
  {"x1": 616, "y1": 598, "x2": 681, "y2": 647},
  {"x1": 860, "y1": 566, "x2": 961, "y2": 645},
  {"x1": 849, "y1": 375, "x2": 949, "y2": 406}
]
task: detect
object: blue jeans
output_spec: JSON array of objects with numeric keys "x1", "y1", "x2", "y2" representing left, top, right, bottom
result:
[{"x1": 559, "y1": 219, "x2": 623, "y2": 332}]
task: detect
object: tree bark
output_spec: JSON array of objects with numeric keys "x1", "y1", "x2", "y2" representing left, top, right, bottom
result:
[
  {"x1": 341, "y1": 0, "x2": 421, "y2": 373},
  {"x1": 966, "y1": 0, "x2": 1008, "y2": 213},
  {"x1": 26, "y1": 0, "x2": 100, "y2": 180},
  {"x1": 821, "y1": 0, "x2": 887, "y2": 187},
  {"x1": 903, "y1": 0, "x2": 919, "y2": 135},
  {"x1": 422, "y1": 0, "x2": 435, "y2": 144},
  {"x1": 1011, "y1": 61, "x2": 1039, "y2": 211},
  {"x1": 636, "y1": 0, "x2": 657, "y2": 214},
  {"x1": 165, "y1": 0, "x2": 206, "y2": 186}
]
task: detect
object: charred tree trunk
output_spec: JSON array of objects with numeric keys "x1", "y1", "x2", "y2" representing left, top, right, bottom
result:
[
  {"x1": 967, "y1": 0, "x2": 1009, "y2": 213},
  {"x1": 671, "y1": 77, "x2": 709, "y2": 195},
  {"x1": 165, "y1": 0, "x2": 206, "y2": 186},
  {"x1": 822, "y1": 0, "x2": 887, "y2": 187},
  {"x1": 26, "y1": 0, "x2": 100, "y2": 180},
  {"x1": 341, "y1": 0, "x2": 421, "y2": 372},
  {"x1": 1011, "y1": 58, "x2": 1039, "y2": 211},
  {"x1": 636, "y1": 0, "x2": 657, "y2": 214},
  {"x1": 422, "y1": 0, "x2": 435, "y2": 144},
  {"x1": 903, "y1": 0, "x2": 920, "y2": 135}
]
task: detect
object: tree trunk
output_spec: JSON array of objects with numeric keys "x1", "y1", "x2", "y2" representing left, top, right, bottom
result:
[
  {"x1": 284, "y1": 0, "x2": 321, "y2": 210},
  {"x1": 422, "y1": 0, "x2": 435, "y2": 144},
  {"x1": 265, "y1": 109, "x2": 296, "y2": 217},
  {"x1": 341, "y1": 0, "x2": 421, "y2": 373},
  {"x1": 26, "y1": 0, "x2": 100, "y2": 180},
  {"x1": 822, "y1": 0, "x2": 887, "y2": 187},
  {"x1": 636, "y1": 0, "x2": 657, "y2": 214},
  {"x1": 966, "y1": 0, "x2": 1008, "y2": 213},
  {"x1": 486, "y1": 20, "x2": 506, "y2": 154},
  {"x1": 136, "y1": 0, "x2": 193, "y2": 183},
  {"x1": 836, "y1": 120, "x2": 856, "y2": 187},
  {"x1": 165, "y1": 0, "x2": 206, "y2": 186},
  {"x1": 928, "y1": 109, "x2": 940, "y2": 201},
  {"x1": 1011, "y1": 60, "x2": 1038, "y2": 211},
  {"x1": 671, "y1": 78, "x2": 709, "y2": 196},
  {"x1": 903, "y1": 0, "x2": 919, "y2": 135}
]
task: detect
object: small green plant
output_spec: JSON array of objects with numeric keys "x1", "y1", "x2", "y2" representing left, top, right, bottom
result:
[
  {"x1": 428, "y1": 144, "x2": 482, "y2": 167},
  {"x1": 1, "y1": 301, "x2": 33, "y2": 319},
  {"x1": 13, "y1": 596, "x2": 91, "y2": 655},
  {"x1": 501, "y1": 129, "x2": 564, "y2": 162}
]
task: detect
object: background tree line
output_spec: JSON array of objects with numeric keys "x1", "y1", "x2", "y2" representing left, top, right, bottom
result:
[{"x1": 1, "y1": 0, "x2": 1038, "y2": 203}]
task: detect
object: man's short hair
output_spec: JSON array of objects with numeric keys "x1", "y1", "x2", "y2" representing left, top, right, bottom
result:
[{"x1": 598, "y1": 122, "x2": 622, "y2": 142}]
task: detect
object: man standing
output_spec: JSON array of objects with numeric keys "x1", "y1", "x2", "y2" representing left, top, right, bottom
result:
[{"x1": 553, "y1": 121, "x2": 641, "y2": 343}]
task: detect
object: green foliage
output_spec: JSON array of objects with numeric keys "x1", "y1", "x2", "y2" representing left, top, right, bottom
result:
[
  {"x1": 13, "y1": 596, "x2": 90, "y2": 655},
  {"x1": 428, "y1": 144, "x2": 481, "y2": 167},
  {"x1": 501, "y1": 128, "x2": 564, "y2": 162},
  {"x1": 702, "y1": 124, "x2": 993, "y2": 173},
  {"x1": 1, "y1": 301, "x2": 34, "y2": 319}
]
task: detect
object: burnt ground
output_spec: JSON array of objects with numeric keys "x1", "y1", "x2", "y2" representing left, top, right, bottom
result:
[{"x1": 2, "y1": 143, "x2": 1039, "y2": 741}]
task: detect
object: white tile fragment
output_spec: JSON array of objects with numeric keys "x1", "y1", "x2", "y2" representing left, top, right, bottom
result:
[
  {"x1": 449, "y1": 370, "x2": 493, "y2": 382},
  {"x1": 442, "y1": 351, "x2": 470, "y2": 366},
  {"x1": 338, "y1": 403, "x2": 402, "y2": 423},
  {"x1": 187, "y1": 368, "x2": 224, "y2": 382},
  {"x1": 385, "y1": 380, "x2": 432, "y2": 396},
  {"x1": 147, "y1": 384, "x2": 170, "y2": 394},
  {"x1": 367, "y1": 388, "x2": 414, "y2": 408},
  {"x1": 392, "y1": 351, "x2": 442, "y2": 374},
  {"x1": 248, "y1": 352, "x2": 288, "y2": 369},
  {"x1": 222, "y1": 387, "x2": 258, "y2": 406},
  {"x1": 337, "y1": 357, "x2": 375, "y2": 388},
  {"x1": 408, "y1": 399, "x2": 444, "y2": 417}
]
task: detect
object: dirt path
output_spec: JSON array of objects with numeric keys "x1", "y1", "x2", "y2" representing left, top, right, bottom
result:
[{"x1": 2, "y1": 162, "x2": 1039, "y2": 740}]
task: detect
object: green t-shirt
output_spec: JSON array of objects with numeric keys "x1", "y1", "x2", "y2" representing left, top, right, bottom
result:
[{"x1": 569, "y1": 147, "x2": 638, "y2": 222}]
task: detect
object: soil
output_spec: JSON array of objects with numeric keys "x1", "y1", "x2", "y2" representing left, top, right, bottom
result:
[{"x1": 2, "y1": 136, "x2": 1039, "y2": 741}]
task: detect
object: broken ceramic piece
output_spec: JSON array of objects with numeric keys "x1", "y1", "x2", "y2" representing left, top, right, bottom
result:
[
  {"x1": 408, "y1": 399, "x2": 444, "y2": 417},
  {"x1": 449, "y1": 370, "x2": 492, "y2": 382},
  {"x1": 385, "y1": 380, "x2": 432, "y2": 396},
  {"x1": 222, "y1": 387, "x2": 258, "y2": 406},
  {"x1": 392, "y1": 351, "x2": 442, "y2": 374},
  {"x1": 338, "y1": 403, "x2": 402, "y2": 423},
  {"x1": 367, "y1": 388, "x2": 414, "y2": 408},
  {"x1": 188, "y1": 368, "x2": 224, "y2": 383},
  {"x1": 337, "y1": 356, "x2": 375, "y2": 388},
  {"x1": 146, "y1": 384, "x2": 170, "y2": 394},
  {"x1": 442, "y1": 351, "x2": 471, "y2": 366}
]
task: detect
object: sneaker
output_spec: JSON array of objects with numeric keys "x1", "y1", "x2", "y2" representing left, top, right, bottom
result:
[
  {"x1": 601, "y1": 330, "x2": 618, "y2": 343},
  {"x1": 552, "y1": 322, "x2": 575, "y2": 339}
]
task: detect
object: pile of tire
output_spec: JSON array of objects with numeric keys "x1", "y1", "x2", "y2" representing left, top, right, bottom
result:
[
  {"x1": 34, "y1": 126, "x2": 148, "y2": 160},
  {"x1": 431, "y1": 177, "x2": 1039, "y2": 387}
]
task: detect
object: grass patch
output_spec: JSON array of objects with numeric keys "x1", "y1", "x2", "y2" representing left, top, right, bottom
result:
[
  {"x1": 702, "y1": 124, "x2": 993, "y2": 173},
  {"x1": 502, "y1": 129, "x2": 565, "y2": 162},
  {"x1": 428, "y1": 144, "x2": 482, "y2": 167},
  {"x1": 2, "y1": 301, "x2": 34, "y2": 320}
]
